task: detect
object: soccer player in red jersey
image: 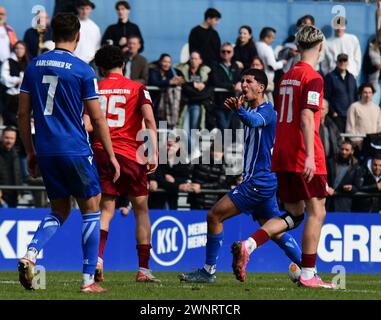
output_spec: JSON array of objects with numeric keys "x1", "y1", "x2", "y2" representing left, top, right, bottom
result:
[
  {"x1": 232, "y1": 26, "x2": 335, "y2": 288},
  {"x1": 84, "y1": 45, "x2": 160, "y2": 283}
]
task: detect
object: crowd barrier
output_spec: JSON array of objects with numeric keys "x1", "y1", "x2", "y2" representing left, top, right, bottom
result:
[{"x1": 0, "y1": 208, "x2": 380, "y2": 274}]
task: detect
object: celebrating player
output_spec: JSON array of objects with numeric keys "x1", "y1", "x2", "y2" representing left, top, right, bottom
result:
[
  {"x1": 179, "y1": 68, "x2": 302, "y2": 283},
  {"x1": 83, "y1": 45, "x2": 160, "y2": 283},
  {"x1": 17, "y1": 13, "x2": 120, "y2": 293},
  {"x1": 232, "y1": 26, "x2": 335, "y2": 289}
]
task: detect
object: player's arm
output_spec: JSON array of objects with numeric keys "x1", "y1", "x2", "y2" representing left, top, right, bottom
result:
[
  {"x1": 18, "y1": 92, "x2": 38, "y2": 177},
  {"x1": 85, "y1": 98, "x2": 120, "y2": 182},
  {"x1": 142, "y1": 103, "x2": 158, "y2": 174},
  {"x1": 301, "y1": 108, "x2": 316, "y2": 183},
  {"x1": 83, "y1": 113, "x2": 93, "y2": 132},
  {"x1": 224, "y1": 96, "x2": 268, "y2": 128},
  {"x1": 300, "y1": 78, "x2": 323, "y2": 183}
]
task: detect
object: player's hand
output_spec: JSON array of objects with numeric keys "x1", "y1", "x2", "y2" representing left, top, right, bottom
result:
[
  {"x1": 327, "y1": 187, "x2": 335, "y2": 196},
  {"x1": 303, "y1": 155, "x2": 316, "y2": 183},
  {"x1": 224, "y1": 96, "x2": 244, "y2": 111},
  {"x1": 27, "y1": 152, "x2": 38, "y2": 178},
  {"x1": 110, "y1": 156, "x2": 120, "y2": 183},
  {"x1": 147, "y1": 155, "x2": 158, "y2": 174}
]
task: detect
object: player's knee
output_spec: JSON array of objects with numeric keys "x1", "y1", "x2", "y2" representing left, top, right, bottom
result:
[
  {"x1": 280, "y1": 211, "x2": 304, "y2": 230},
  {"x1": 207, "y1": 209, "x2": 222, "y2": 225}
]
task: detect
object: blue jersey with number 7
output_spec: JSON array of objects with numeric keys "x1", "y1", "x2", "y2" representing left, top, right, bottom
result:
[{"x1": 20, "y1": 48, "x2": 99, "y2": 156}]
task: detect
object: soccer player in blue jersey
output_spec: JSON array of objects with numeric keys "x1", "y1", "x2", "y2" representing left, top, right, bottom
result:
[
  {"x1": 179, "y1": 69, "x2": 301, "y2": 283},
  {"x1": 17, "y1": 13, "x2": 120, "y2": 293}
]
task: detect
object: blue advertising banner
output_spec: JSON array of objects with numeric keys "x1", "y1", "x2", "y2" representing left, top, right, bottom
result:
[{"x1": 0, "y1": 209, "x2": 380, "y2": 274}]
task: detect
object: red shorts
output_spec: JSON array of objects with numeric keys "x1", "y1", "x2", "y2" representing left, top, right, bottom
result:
[
  {"x1": 93, "y1": 148, "x2": 148, "y2": 197},
  {"x1": 277, "y1": 172, "x2": 328, "y2": 203}
]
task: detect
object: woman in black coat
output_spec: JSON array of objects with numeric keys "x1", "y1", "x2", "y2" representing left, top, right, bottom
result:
[{"x1": 233, "y1": 25, "x2": 258, "y2": 70}]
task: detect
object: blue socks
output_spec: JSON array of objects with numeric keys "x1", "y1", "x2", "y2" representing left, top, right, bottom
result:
[
  {"x1": 82, "y1": 211, "x2": 101, "y2": 275},
  {"x1": 28, "y1": 212, "x2": 63, "y2": 254},
  {"x1": 275, "y1": 232, "x2": 302, "y2": 266},
  {"x1": 204, "y1": 232, "x2": 224, "y2": 273}
]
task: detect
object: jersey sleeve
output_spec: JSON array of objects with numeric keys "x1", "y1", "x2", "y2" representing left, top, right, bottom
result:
[
  {"x1": 237, "y1": 105, "x2": 274, "y2": 128},
  {"x1": 20, "y1": 64, "x2": 33, "y2": 94},
  {"x1": 301, "y1": 77, "x2": 323, "y2": 112},
  {"x1": 82, "y1": 67, "x2": 99, "y2": 101},
  {"x1": 138, "y1": 85, "x2": 153, "y2": 107}
]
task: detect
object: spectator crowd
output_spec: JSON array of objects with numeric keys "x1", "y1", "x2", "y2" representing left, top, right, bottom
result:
[{"x1": 2, "y1": 0, "x2": 381, "y2": 212}]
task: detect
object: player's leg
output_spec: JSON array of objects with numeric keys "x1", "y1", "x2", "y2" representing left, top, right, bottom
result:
[
  {"x1": 76, "y1": 194, "x2": 106, "y2": 293},
  {"x1": 95, "y1": 194, "x2": 117, "y2": 282},
  {"x1": 18, "y1": 197, "x2": 72, "y2": 290},
  {"x1": 179, "y1": 194, "x2": 241, "y2": 283},
  {"x1": 129, "y1": 194, "x2": 160, "y2": 283},
  {"x1": 298, "y1": 197, "x2": 334, "y2": 288}
]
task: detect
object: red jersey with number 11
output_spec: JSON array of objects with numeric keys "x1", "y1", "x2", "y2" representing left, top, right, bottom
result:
[
  {"x1": 91, "y1": 72, "x2": 153, "y2": 164},
  {"x1": 272, "y1": 61, "x2": 326, "y2": 174}
]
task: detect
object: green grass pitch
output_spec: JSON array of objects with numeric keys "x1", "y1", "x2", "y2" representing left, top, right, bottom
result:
[{"x1": 0, "y1": 271, "x2": 380, "y2": 300}]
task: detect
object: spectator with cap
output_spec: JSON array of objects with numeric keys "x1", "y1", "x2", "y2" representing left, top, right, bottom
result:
[
  {"x1": 188, "y1": 8, "x2": 222, "y2": 67},
  {"x1": 0, "y1": 6, "x2": 17, "y2": 63},
  {"x1": 123, "y1": 35, "x2": 149, "y2": 84},
  {"x1": 74, "y1": 0, "x2": 101, "y2": 64},
  {"x1": 102, "y1": 1, "x2": 144, "y2": 52},
  {"x1": 23, "y1": 9, "x2": 52, "y2": 59},
  {"x1": 256, "y1": 27, "x2": 287, "y2": 103},
  {"x1": 321, "y1": 16, "x2": 361, "y2": 78},
  {"x1": 324, "y1": 53, "x2": 357, "y2": 133},
  {"x1": 346, "y1": 83, "x2": 381, "y2": 149}
]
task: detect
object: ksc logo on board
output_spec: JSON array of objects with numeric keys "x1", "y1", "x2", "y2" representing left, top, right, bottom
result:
[{"x1": 150, "y1": 216, "x2": 207, "y2": 266}]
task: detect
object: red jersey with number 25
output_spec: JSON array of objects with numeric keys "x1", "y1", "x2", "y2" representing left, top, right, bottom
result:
[
  {"x1": 92, "y1": 72, "x2": 153, "y2": 164},
  {"x1": 272, "y1": 61, "x2": 327, "y2": 174}
]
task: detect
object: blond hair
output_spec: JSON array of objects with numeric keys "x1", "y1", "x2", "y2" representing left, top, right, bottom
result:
[{"x1": 296, "y1": 25, "x2": 324, "y2": 50}]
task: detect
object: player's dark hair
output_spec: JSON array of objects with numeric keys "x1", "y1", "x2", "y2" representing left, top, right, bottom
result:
[
  {"x1": 259, "y1": 27, "x2": 276, "y2": 40},
  {"x1": 115, "y1": 1, "x2": 131, "y2": 10},
  {"x1": 51, "y1": 13, "x2": 80, "y2": 43},
  {"x1": 95, "y1": 45, "x2": 125, "y2": 71},
  {"x1": 204, "y1": 8, "x2": 221, "y2": 21},
  {"x1": 241, "y1": 68, "x2": 268, "y2": 91},
  {"x1": 358, "y1": 83, "x2": 375, "y2": 95}
]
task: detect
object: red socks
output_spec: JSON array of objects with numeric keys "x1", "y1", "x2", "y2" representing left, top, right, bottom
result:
[
  {"x1": 302, "y1": 253, "x2": 317, "y2": 268},
  {"x1": 98, "y1": 230, "x2": 108, "y2": 260},
  {"x1": 137, "y1": 244, "x2": 152, "y2": 269},
  {"x1": 250, "y1": 229, "x2": 270, "y2": 248}
]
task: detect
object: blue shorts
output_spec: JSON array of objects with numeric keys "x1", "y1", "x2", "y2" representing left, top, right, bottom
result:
[
  {"x1": 38, "y1": 155, "x2": 101, "y2": 200},
  {"x1": 228, "y1": 179, "x2": 280, "y2": 221}
]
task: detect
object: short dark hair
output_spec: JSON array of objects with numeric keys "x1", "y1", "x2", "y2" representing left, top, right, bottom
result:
[
  {"x1": 159, "y1": 53, "x2": 171, "y2": 61},
  {"x1": 296, "y1": 14, "x2": 315, "y2": 28},
  {"x1": 115, "y1": 1, "x2": 131, "y2": 10},
  {"x1": 241, "y1": 68, "x2": 268, "y2": 91},
  {"x1": 95, "y1": 45, "x2": 125, "y2": 70},
  {"x1": 359, "y1": 83, "x2": 375, "y2": 95},
  {"x1": 341, "y1": 139, "x2": 354, "y2": 149},
  {"x1": 204, "y1": 8, "x2": 221, "y2": 21},
  {"x1": 259, "y1": 27, "x2": 276, "y2": 40},
  {"x1": 51, "y1": 13, "x2": 80, "y2": 42}
]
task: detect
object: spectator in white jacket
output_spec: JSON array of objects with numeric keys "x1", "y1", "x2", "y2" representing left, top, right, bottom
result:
[
  {"x1": 256, "y1": 27, "x2": 287, "y2": 102},
  {"x1": 321, "y1": 16, "x2": 361, "y2": 78},
  {"x1": 74, "y1": 0, "x2": 101, "y2": 64}
]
